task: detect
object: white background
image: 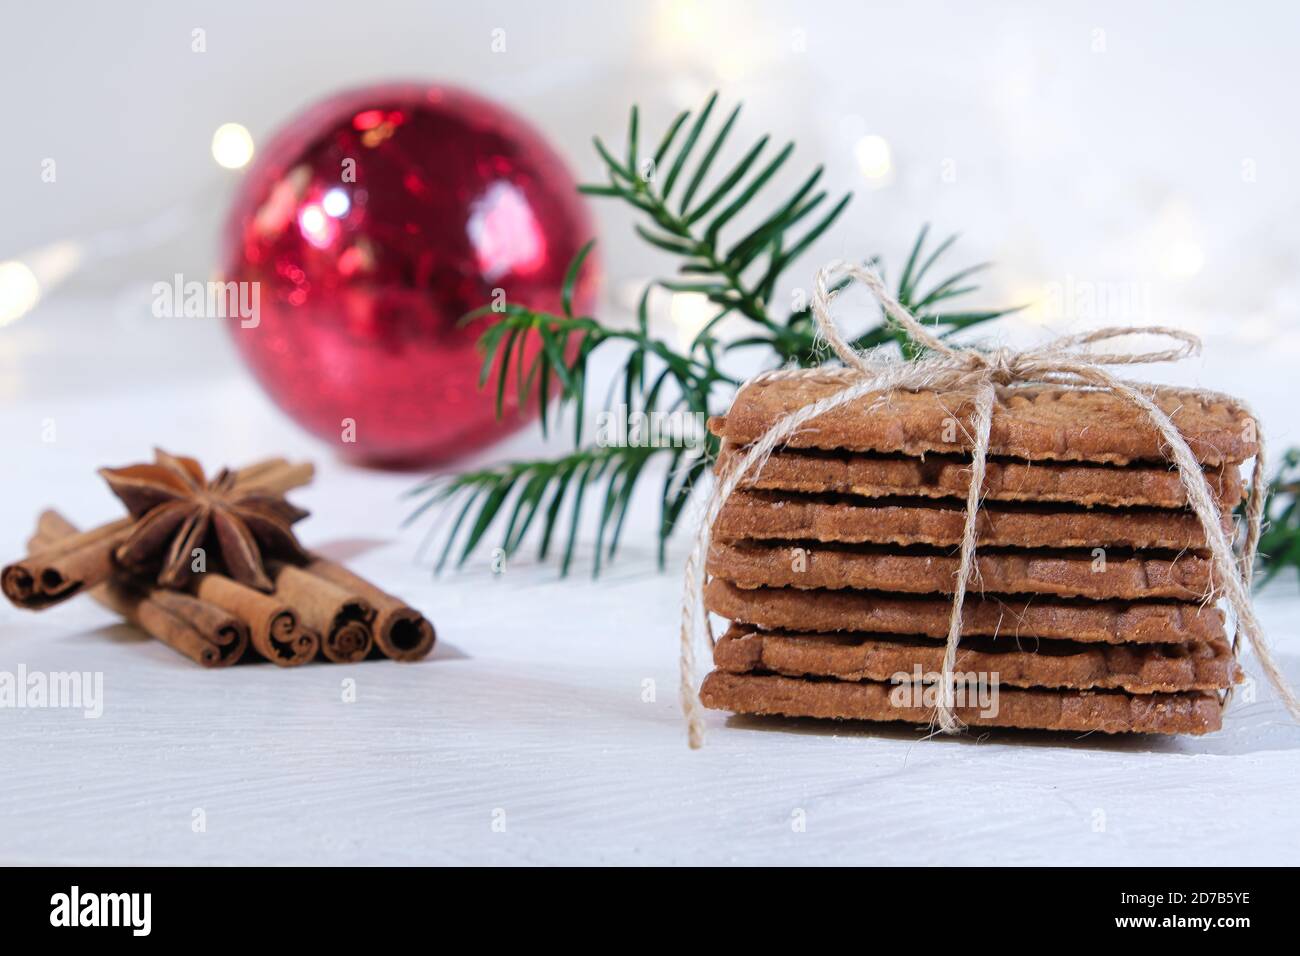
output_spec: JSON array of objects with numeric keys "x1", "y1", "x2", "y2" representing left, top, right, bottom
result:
[{"x1": 2, "y1": 1, "x2": 1299, "y2": 865}]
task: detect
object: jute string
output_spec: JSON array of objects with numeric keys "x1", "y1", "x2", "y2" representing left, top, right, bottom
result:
[{"x1": 680, "y1": 260, "x2": 1299, "y2": 748}]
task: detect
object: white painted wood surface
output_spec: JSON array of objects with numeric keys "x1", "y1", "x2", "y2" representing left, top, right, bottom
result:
[{"x1": 2, "y1": 302, "x2": 1298, "y2": 865}]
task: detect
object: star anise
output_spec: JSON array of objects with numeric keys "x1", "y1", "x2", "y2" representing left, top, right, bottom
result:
[{"x1": 99, "y1": 450, "x2": 309, "y2": 592}]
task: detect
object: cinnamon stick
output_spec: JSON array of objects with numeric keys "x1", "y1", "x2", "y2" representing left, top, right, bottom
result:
[
  {"x1": 6, "y1": 518, "x2": 127, "y2": 609},
  {"x1": 191, "y1": 573, "x2": 318, "y2": 666},
  {"x1": 268, "y1": 560, "x2": 375, "y2": 664},
  {"x1": 236, "y1": 459, "x2": 316, "y2": 495},
  {"x1": 304, "y1": 556, "x2": 436, "y2": 661},
  {"x1": 3, "y1": 457, "x2": 314, "y2": 611},
  {"x1": 30, "y1": 513, "x2": 250, "y2": 668}
]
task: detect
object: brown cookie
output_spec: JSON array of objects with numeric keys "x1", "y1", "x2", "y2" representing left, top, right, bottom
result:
[
  {"x1": 715, "y1": 444, "x2": 1245, "y2": 511},
  {"x1": 713, "y1": 490, "x2": 1225, "y2": 553},
  {"x1": 714, "y1": 625, "x2": 1240, "y2": 693},
  {"x1": 707, "y1": 540, "x2": 1215, "y2": 600},
  {"x1": 703, "y1": 578, "x2": 1226, "y2": 645},
  {"x1": 699, "y1": 670, "x2": 1222, "y2": 735},
  {"x1": 711, "y1": 380, "x2": 1256, "y2": 466}
]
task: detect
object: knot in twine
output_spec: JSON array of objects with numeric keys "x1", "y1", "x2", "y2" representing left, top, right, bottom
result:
[{"x1": 680, "y1": 260, "x2": 1297, "y2": 748}]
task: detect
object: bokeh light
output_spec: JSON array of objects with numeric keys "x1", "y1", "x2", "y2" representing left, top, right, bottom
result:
[
  {"x1": 212, "y1": 123, "x2": 255, "y2": 169},
  {"x1": 1160, "y1": 239, "x2": 1206, "y2": 280},
  {"x1": 854, "y1": 134, "x2": 893, "y2": 182},
  {"x1": 0, "y1": 261, "x2": 41, "y2": 326}
]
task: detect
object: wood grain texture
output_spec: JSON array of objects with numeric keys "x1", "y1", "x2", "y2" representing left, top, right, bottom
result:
[{"x1": 0, "y1": 332, "x2": 1297, "y2": 866}]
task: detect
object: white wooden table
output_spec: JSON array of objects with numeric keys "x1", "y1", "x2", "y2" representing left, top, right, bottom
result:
[{"x1": 2, "y1": 300, "x2": 1298, "y2": 865}]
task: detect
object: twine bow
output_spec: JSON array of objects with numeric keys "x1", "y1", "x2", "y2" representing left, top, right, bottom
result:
[{"x1": 681, "y1": 260, "x2": 1298, "y2": 747}]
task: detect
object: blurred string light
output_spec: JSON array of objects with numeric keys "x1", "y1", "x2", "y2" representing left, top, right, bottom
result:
[
  {"x1": 651, "y1": 0, "x2": 765, "y2": 84},
  {"x1": 660, "y1": 0, "x2": 704, "y2": 40},
  {"x1": 1148, "y1": 199, "x2": 1205, "y2": 281},
  {"x1": 854, "y1": 134, "x2": 893, "y2": 186},
  {"x1": 211, "y1": 122, "x2": 255, "y2": 170},
  {"x1": 0, "y1": 242, "x2": 83, "y2": 327},
  {"x1": 1008, "y1": 282, "x2": 1048, "y2": 326},
  {"x1": 3, "y1": 126, "x2": 236, "y2": 326},
  {"x1": 669, "y1": 291, "x2": 714, "y2": 350},
  {"x1": 0, "y1": 262, "x2": 39, "y2": 326},
  {"x1": 1159, "y1": 238, "x2": 1205, "y2": 280}
]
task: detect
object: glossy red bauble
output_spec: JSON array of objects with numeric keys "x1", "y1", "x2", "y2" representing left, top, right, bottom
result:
[{"x1": 222, "y1": 83, "x2": 597, "y2": 464}]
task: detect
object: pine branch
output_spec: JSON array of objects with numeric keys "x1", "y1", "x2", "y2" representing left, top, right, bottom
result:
[
  {"x1": 407, "y1": 442, "x2": 711, "y2": 577},
  {"x1": 1257, "y1": 447, "x2": 1300, "y2": 587},
  {"x1": 411, "y1": 93, "x2": 1017, "y2": 576},
  {"x1": 580, "y1": 92, "x2": 853, "y2": 352},
  {"x1": 746, "y1": 225, "x2": 1024, "y2": 366},
  {"x1": 463, "y1": 249, "x2": 733, "y2": 449}
]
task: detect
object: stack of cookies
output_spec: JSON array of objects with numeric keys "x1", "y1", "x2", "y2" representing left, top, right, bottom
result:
[{"x1": 699, "y1": 381, "x2": 1254, "y2": 736}]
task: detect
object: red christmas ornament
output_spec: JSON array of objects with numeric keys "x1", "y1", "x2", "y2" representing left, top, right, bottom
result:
[{"x1": 222, "y1": 83, "x2": 597, "y2": 464}]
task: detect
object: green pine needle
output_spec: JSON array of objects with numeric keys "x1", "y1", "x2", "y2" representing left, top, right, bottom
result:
[
  {"x1": 411, "y1": 443, "x2": 710, "y2": 578},
  {"x1": 412, "y1": 93, "x2": 1019, "y2": 576},
  {"x1": 1257, "y1": 448, "x2": 1300, "y2": 587}
]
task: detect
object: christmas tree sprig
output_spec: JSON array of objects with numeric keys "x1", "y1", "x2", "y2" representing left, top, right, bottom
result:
[
  {"x1": 408, "y1": 94, "x2": 1020, "y2": 575},
  {"x1": 1258, "y1": 448, "x2": 1300, "y2": 587}
]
